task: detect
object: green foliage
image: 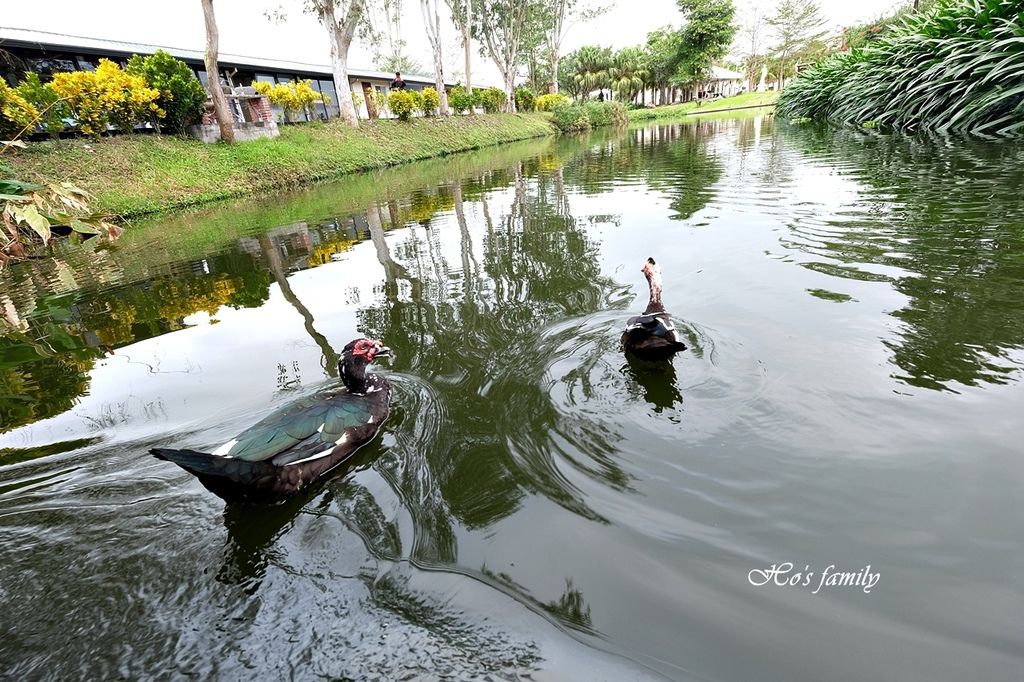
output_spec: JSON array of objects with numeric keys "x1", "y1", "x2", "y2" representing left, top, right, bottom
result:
[
  {"x1": 674, "y1": 0, "x2": 738, "y2": 87},
  {"x1": 14, "y1": 74, "x2": 68, "y2": 139},
  {"x1": 409, "y1": 90, "x2": 425, "y2": 115},
  {"x1": 1, "y1": 80, "x2": 40, "y2": 140},
  {"x1": 374, "y1": 88, "x2": 390, "y2": 116},
  {"x1": 449, "y1": 86, "x2": 475, "y2": 114},
  {"x1": 535, "y1": 93, "x2": 570, "y2": 111},
  {"x1": 550, "y1": 104, "x2": 591, "y2": 132},
  {"x1": 514, "y1": 86, "x2": 536, "y2": 112},
  {"x1": 610, "y1": 47, "x2": 648, "y2": 103},
  {"x1": 421, "y1": 87, "x2": 441, "y2": 115},
  {"x1": 582, "y1": 101, "x2": 628, "y2": 126},
  {"x1": 569, "y1": 45, "x2": 613, "y2": 98},
  {"x1": 777, "y1": 0, "x2": 1024, "y2": 136},
  {"x1": 126, "y1": 50, "x2": 205, "y2": 134},
  {"x1": 51, "y1": 59, "x2": 162, "y2": 137},
  {"x1": 388, "y1": 89, "x2": 418, "y2": 121},
  {"x1": 1, "y1": 171, "x2": 120, "y2": 266},
  {"x1": 253, "y1": 79, "x2": 325, "y2": 122},
  {"x1": 479, "y1": 87, "x2": 507, "y2": 113}
]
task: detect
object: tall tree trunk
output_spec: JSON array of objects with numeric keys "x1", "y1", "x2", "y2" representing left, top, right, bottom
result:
[
  {"x1": 464, "y1": 0, "x2": 473, "y2": 93},
  {"x1": 504, "y1": 70, "x2": 516, "y2": 112},
  {"x1": 422, "y1": 0, "x2": 450, "y2": 115},
  {"x1": 321, "y1": 0, "x2": 363, "y2": 128},
  {"x1": 549, "y1": 52, "x2": 559, "y2": 94},
  {"x1": 201, "y1": 0, "x2": 234, "y2": 143}
]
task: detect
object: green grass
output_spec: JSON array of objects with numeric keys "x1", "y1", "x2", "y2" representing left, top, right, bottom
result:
[
  {"x1": 7, "y1": 114, "x2": 554, "y2": 217},
  {"x1": 627, "y1": 91, "x2": 778, "y2": 122}
]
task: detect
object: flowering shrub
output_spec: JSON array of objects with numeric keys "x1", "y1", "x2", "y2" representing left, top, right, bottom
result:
[
  {"x1": 126, "y1": 50, "x2": 205, "y2": 133},
  {"x1": 0, "y1": 80, "x2": 39, "y2": 139},
  {"x1": 421, "y1": 87, "x2": 440, "y2": 116},
  {"x1": 52, "y1": 59, "x2": 162, "y2": 136}
]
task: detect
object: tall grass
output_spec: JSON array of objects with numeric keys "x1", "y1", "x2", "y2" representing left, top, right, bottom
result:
[{"x1": 778, "y1": 0, "x2": 1024, "y2": 136}]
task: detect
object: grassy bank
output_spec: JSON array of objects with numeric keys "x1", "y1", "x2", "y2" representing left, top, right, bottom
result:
[
  {"x1": 627, "y1": 91, "x2": 777, "y2": 122},
  {"x1": 6, "y1": 113, "x2": 553, "y2": 217}
]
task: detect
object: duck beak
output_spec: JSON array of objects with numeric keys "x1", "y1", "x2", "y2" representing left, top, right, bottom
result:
[{"x1": 373, "y1": 344, "x2": 392, "y2": 360}]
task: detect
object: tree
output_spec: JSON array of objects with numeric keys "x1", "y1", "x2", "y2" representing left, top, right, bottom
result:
[
  {"x1": 310, "y1": 0, "x2": 372, "y2": 128},
  {"x1": 472, "y1": 0, "x2": 547, "y2": 111},
  {"x1": 737, "y1": 4, "x2": 766, "y2": 92},
  {"x1": 444, "y1": 0, "x2": 473, "y2": 93},
  {"x1": 421, "y1": 0, "x2": 451, "y2": 115},
  {"x1": 674, "y1": 0, "x2": 737, "y2": 99},
  {"x1": 542, "y1": 0, "x2": 611, "y2": 94},
  {"x1": 201, "y1": 0, "x2": 234, "y2": 142},
  {"x1": 371, "y1": 0, "x2": 423, "y2": 74},
  {"x1": 644, "y1": 27, "x2": 682, "y2": 105},
  {"x1": 766, "y1": 0, "x2": 827, "y2": 90},
  {"x1": 610, "y1": 46, "x2": 647, "y2": 103},
  {"x1": 570, "y1": 45, "x2": 613, "y2": 100}
]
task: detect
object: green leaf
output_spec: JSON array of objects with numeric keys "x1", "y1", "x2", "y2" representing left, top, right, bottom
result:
[{"x1": 69, "y1": 219, "x2": 101, "y2": 235}]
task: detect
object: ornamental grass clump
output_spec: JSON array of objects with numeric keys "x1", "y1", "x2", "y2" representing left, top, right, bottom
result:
[{"x1": 778, "y1": 0, "x2": 1024, "y2": 136}]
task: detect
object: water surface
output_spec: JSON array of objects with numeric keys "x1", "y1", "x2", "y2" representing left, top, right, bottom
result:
[{"x1": 2, "y1": 115, "x2": 1022, "y2": 681}]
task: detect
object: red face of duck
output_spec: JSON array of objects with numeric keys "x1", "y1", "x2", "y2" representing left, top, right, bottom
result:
[{"x1": 352, "y1": 338, "x2": 391, "y2": 361}]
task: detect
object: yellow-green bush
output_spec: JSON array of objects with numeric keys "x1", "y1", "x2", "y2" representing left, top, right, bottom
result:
[
  {"x1": 421, "y1": 87, "x2": 441, "y2": 115},
  {"x1": 449, "y1": 86, "x2": 475, "y2": 114},
  {"x1": 126, "y1": 50, "x2": 205, "y2": 133},
  {"x1": 16, "y1": 73, "x2": 70, "y2": 139},
  {"x1": 388, "y1": 89, "x2": 417, "y2": 121},
  {"x1": 252, "y1": 79, "x2": 326, "y2": 121},
  {"x1": 479, "y1": 87, "x2": 506, "y2": 113},
  {"x1": 0, "y1": 80, "x2": 39, "y2": 139},
  {"x1": 52, "y1": 59, "x2": 162, "y2": 136},
  {"x1": 535, "y1": 93, "x2": 571, "y2": 112}
]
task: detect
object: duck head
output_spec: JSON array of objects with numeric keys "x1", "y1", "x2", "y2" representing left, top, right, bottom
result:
[
  {"x1": 339, "y1": 338, "x2": 391, "y2": 391},
  {"x1": 641, "y1": 257, "x2": 663, "y2": 310}
]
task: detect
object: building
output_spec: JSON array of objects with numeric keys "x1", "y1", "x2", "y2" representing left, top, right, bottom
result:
[
  {"x1": 0, "y1": 27, "x2": 459, "y2": 121},
  {"x1": 706, "y1": 66, "x2": 745, "y2": 98}
]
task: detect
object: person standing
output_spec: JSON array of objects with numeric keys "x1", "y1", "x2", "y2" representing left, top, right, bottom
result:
[{"x1": 390, "y1": 72, "x2": 407, "y2": 90}]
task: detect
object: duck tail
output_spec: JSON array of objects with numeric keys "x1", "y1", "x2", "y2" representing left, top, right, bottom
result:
[{"x1": 151, "y1": 448, "x2": 279, "y2": 503}]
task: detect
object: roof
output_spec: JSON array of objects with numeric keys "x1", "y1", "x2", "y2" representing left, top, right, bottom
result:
[
  {"x1": 710, "y1": 66, "x2": 744, "y2": 81},
  {"x1": 0, "y1": 26, "x2": 457, "y2": 87}
]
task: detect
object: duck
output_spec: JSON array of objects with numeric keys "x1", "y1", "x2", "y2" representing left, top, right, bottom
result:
[
  {"x1": 621, "y1": 257, "x2": 687, "y2": 361},
  {"x1": 151, "y1": 338, "x2": 391, "y2": 504}
]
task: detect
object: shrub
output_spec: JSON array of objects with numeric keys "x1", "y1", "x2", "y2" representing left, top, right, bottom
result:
[
  {"x1": 252, "y1": 79, "x2": 325, "y2": 121},
  {"x1": 388, "y1": 89, "x2": 417, "y2": 121},
  {"x1": 535, "y1": 93, "x2": 570, "y2": 111},
  {"x1": 0, "y1": 79, "x2": 40, "y2": 140},
  {"x1": 479, "y1": 87, "x2": 506, "y2": 113},
  {"x1": 421, "y1": 87, "x2": 440, "y2": 115},
  {"x1": 374, "y1": 88, "x2": 390, "y2": 116},
  {"x1": 778, "y1": 0, "x2": 1024, "y2": 136},
  {"x1": 582, "y1": 101, "x2": 628, "y2": 127},
  {"x1": 52, "y1": 59, "x2": 162, "y2": 136},
  {"x1": 449, "y1": 86, "x2": 474, "y2": 114},
  {"x1": 15, "y1": 74, "x2": 68, "y2": 139},
  {"x1": 409, "y1": 90, "x2": 425, "y2": 115},
  {"x1": 550, "y1": 104, "x2": 590, "y2": 132},
  {"x1": 514, "y1": 86, "x2": 536, "y2": 113},
  {"x1": 126, "y1": 50, "x2": 205, "y2": 134}
]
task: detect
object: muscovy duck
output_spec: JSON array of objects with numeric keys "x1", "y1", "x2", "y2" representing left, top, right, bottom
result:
[
  {"x1": 151, "y1": 338, "x2": 391, "y2": 504},
  {"x1": 621, "y1": 257, "x2": 687, "y2": 361}
]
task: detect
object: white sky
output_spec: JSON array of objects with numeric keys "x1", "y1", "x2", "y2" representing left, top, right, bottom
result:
[{"x1": 2, "y1": 0, "x2": 901, "y2": 85}]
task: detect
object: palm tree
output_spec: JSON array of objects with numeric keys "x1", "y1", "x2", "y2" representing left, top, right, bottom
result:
[
  {"x1": 610, "y1": 47, "x2": 648, "y2": 104},
  {"x1": 571, "y1": 45, "x2": 613, "y2": 100}
]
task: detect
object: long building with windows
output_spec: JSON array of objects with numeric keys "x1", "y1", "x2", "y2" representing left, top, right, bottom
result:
[{"x1": 0, "y1": 27, "x2": 460, "y2": 121}]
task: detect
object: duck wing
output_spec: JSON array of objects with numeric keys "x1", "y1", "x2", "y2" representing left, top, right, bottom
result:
[
  {"x1": 216, "y1": 390, "x2": 374, "y2": 464},
  {"x1": 625, "y1": 313, "x2": 675, "y2": 339}
]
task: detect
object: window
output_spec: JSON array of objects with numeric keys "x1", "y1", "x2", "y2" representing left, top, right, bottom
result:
[{"x1": 318, "y1": 80, "x2": 340, "y2": 119}]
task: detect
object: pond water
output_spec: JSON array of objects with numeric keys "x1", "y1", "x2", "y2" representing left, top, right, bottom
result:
[{"x1": 1, "y1": 113, "x2": 1022, "y2": 681}]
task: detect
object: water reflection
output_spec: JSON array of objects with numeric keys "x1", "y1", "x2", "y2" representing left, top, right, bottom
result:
[{"x1": 781, "y1": 125, "x2": 1024, "y2": 391}]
